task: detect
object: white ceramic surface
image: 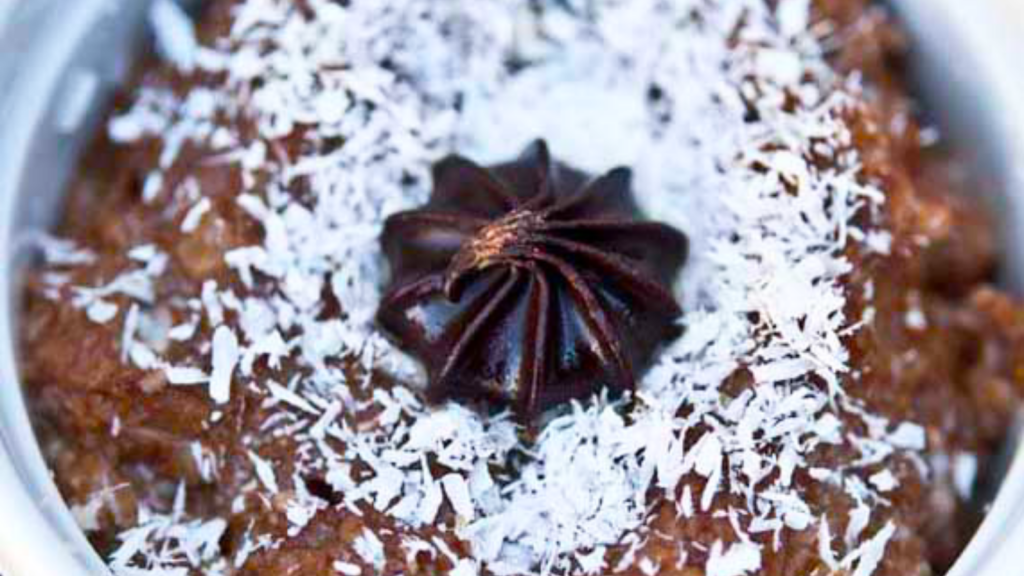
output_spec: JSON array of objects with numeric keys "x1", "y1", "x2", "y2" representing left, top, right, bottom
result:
[{"x1": 0, "y1": 1, "x2": 1022, "y2": 575}]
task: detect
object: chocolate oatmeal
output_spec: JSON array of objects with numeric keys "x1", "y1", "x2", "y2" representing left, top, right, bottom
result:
[{"x1": 17, "y1": 1, "x2": 1024, "y2": 575}]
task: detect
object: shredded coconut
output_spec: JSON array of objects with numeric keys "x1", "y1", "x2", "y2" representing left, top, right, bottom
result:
[
  {"x1": 707, "y1": 541, "x2": 763, "y2": 576},
  {"x1": 109, "y1": 502, "x2": 228, "y2": 576},
  {"x1": 66, "y1": 0, "x2": 933, "y2": 574},
  {"x1": 150, "y1": 0, "x2": 198, "y2": 73},
  {"x1": 209, "y1": 326, "x2": 240, "y2": 404}
]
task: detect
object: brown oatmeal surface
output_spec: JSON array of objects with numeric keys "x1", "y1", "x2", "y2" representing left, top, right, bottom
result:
[{"x1": 18, "y1": 1, "x2": 1024, "y2": 575}]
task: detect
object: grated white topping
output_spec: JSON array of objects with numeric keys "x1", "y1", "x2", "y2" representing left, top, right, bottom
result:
[
  {"x1": 353, "y1": 529, "x2": 386, "y2": 572},
  {"x1": 109, "y1": 488, "x2": 228, "y2": 576},
  {"x1": 59, "y1": 0, "x2": 933, "y2": 574},
  {"x1": 333, "y1": 560, "x2": 362, "y2": 576},
  {"x1": 150, "y1": 0, "x2": 198, "y2": 73},
  {"x1": 706, "y1": 541, "x2": 762, "y2": 576},
  {"x1": 209, "y1": 325, "x2": 240, "y2": 404}
]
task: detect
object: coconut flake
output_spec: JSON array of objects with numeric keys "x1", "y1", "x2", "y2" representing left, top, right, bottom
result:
[
  {"x1": 442, "y1": 474, "x2": 475, "y2": 522},
  {"x1": 210, "y1": 326, "x2": 240, "y2": 404},
  {"x1": 333, "y1": 561, "x2": 361, "y2": 575},
  {"x1": 181, "y1": 197, "x2": 212, "y2": 233},
  {"x1": 248, "y1": 451, "x2": 279, "y2": 494},
  {"x1": 86, "y1": 299, "x2": 119, "y2": 324},
  {"x1": 843, "y1": 522, "x2": 896, "y2": 576},
  {"x1": 150, "y1": 0, "x2": 197, "y2": 72},
  {"x1": 954, "y1": 454, "x2": 978, "y2": 499},
  {"x1": 353, "y1": 529, "x2": 386, "y2": 572},
  {"x1": 706, "y1": 541, "x2": 762, "y2": 576}
]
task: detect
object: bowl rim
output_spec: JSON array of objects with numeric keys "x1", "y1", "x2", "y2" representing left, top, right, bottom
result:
[
  {"x1": 1, "y1": 1, "x2": 1023, "y2": 575},
  {"x1": 895, "y1": 0, "x2": 1024, "y2": 574},
  {"x1": 0, "y1": 2, "x2": 130, "y2": 574}
]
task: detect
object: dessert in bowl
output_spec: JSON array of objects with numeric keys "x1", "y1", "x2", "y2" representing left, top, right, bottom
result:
[{"x1": 3, "y1": 1, "x2": 1024, "y2": 575}]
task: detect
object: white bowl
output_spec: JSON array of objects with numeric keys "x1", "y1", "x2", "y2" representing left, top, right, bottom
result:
[{"x1": 0, "y1": 1, "x2": 1022, "y2": 574}]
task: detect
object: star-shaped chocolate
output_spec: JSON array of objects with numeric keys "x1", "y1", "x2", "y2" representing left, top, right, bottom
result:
[{"x1": 377, "y1": 141, "x2": 688, "y2": 419}]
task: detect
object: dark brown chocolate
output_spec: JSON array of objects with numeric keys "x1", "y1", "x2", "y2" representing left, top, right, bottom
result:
[{"x1": 377, "y1": 141, "x2": 689, "y2": 417}]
